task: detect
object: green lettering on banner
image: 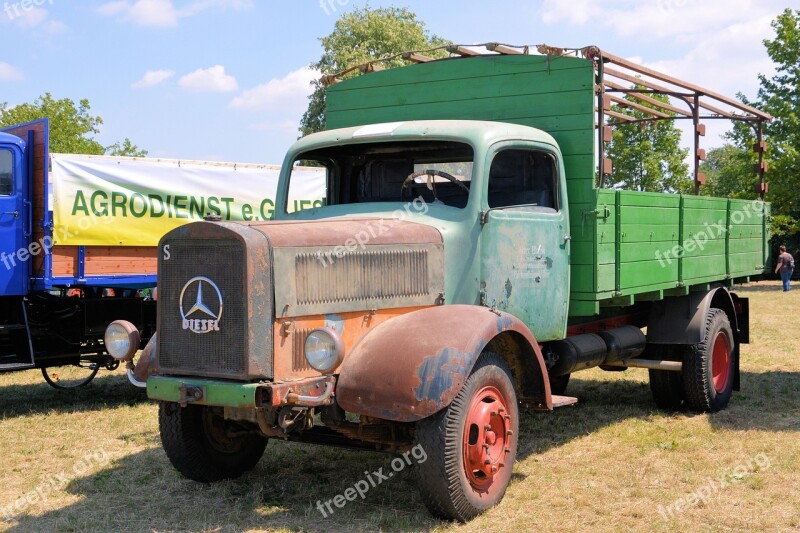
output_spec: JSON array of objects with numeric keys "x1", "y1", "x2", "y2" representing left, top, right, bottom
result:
[
  {"x1": 174, "y1": 196, "x2": 188, "y2": 219},
  {"x1": 189, "y1": 196, "x2": 205, "y2": 219},
  {"x1": 207, "y1": 197, "x2": 221, "y2": 216},
  {"x1": 90, "y1": 190, "x2": 108, "y2": 217},
  {"x1": 242, "y1": 204, "x2": 253, "y2": 221},
  {"x1": 111, "y1": 192, "x2": 128, "y2": 217},
  {"x1": 72, "y1": 190, "x2": 89, "y2": 216},
  {"x1": 130, "y1": 193, "x2": 147, "y2": 218},
  {"x1": 260, "y1": 199, "x2": 274, "y2": 220},
  {"x1": 148, "y1": 194, "x2": 165, "y2": 217},
  {"x1": 221, "y1": 198, "x2": 234, "y2": 221}
]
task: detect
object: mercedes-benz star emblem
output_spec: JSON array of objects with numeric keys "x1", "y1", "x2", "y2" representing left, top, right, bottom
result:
[{"x1": 179, "y1": 277, "x2": 223, "y2": 334}]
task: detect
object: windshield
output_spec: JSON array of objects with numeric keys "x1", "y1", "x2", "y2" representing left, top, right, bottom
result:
[{"x1": 286, "y1": 140, "x2": 474, "y2": 213}]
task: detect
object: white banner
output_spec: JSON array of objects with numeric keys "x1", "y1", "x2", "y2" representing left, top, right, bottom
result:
[{"x1": 51, "y1": 154, "x2": 326, "y2": 246}]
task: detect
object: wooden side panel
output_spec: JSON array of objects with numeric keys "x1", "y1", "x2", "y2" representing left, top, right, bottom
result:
[
  {"x1": 326, "y1": 55, "x2": 597, "y2": 187},
  {"x1": 51, "y1": 246, "x2": 158, "y2": 278}
]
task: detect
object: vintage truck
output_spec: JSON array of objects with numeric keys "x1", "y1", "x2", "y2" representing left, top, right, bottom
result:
[
  {"x1": 0, "y1": 119, "x2": 324, "y2": 388},
  {"x1": 105, "y1": 45, "x2": 772, "y2": 520}
]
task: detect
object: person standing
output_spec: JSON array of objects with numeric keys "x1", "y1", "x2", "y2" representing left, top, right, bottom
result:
[{"x1": 775, "y1": 245, "x2": 795, "y2": 292}]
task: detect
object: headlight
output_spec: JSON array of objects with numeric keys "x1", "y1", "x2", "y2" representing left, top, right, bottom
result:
[
  {"x1": 104, "y1": 320, "x2": 141, "y2": 362},
  {"x1": 304, "y1": 327, "x2": 344, "y2": 373}
]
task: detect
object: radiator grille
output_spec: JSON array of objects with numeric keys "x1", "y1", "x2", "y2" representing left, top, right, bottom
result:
[
  {"x1": 295, "y1": 249, "x2": 429, "y2": 305},
  {"x1": 292, "y1": 328, "x2": 312, "y2": 372},
  {"x1": 158, "y1": 240, "x2": 246, "y2": 377}
]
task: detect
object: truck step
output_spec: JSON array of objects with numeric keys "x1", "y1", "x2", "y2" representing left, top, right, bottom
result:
[
  {"x1": 551, "y1": 395, "x2": 578, "y2": 408},
  {"x1": 0, "y1": 362, "x2": 35, "y2": 372}
]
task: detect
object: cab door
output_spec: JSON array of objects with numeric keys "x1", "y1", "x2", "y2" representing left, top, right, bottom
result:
[
  {"x1": 479, "y1": 143, "x2": 570, "y2": 341},
  {"x1": 0, "y1": 145, "x2": 29, "y2": 296}
]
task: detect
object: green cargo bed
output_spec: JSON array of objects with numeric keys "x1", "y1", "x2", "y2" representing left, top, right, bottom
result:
[{"x1": 325, "y1": 53, "x2": 770, "y2": 317}]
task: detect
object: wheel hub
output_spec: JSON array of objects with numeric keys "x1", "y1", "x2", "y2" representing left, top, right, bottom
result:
[
  {"x1": 463, "y1": 385, "x2": 512, "y2": 491},
  {"x1": 711, "y1": 331, "x2": 732, "y2": 394}
]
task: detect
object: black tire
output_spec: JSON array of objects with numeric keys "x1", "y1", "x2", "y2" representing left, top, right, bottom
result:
[
  {"x1": 549, "y1": 373, "x2": 570, "y2": 395},
  {"x1": 682, "y1": 308, "x2": 735, "y2": 413},
  {"x1": 647, "y1": 345, "x2": 686, "y2": 410},
  {"x1": 159, "y1": 402, "x2": 267, "y2": 482},
  {"x1": 414, "y1": 352, "x2": 518, "y2": 522}
]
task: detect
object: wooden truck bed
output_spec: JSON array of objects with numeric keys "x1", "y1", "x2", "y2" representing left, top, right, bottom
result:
[{"x1": 324, "y1": 51, "x2": 771, "y2": 316}]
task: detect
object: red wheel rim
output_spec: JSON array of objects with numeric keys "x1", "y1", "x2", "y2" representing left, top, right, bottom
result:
[
  {"x1": 462, "y1": 385, "x2": 512, "y2": 493},
  {"x1": 711, "y1": 331, "x2": 731, "y2": 394}
]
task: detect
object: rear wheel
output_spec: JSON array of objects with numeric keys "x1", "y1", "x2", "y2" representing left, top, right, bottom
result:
[
  {"x1": 682, "y1": 308, "x2": 735, "y2": 412},
  {"x1": 414, "y1": 352, "x2": 518, "y2": 521},
  {"x1": 159, "y1": 402, "x2": 267, "y2": 482}
]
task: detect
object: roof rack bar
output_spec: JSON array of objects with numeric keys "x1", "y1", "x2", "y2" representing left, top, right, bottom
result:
[
  {"x1": 604, "y1": 80, "x2": 693, "y2": 117},
  {"x1": 447, "y1": 45, "x2": 481, "y2": 57},
  {"x1": 600, "y1": 50, "x2": 770, "y2": 120},
  {"x1": 607, "y1": 94, "x2": 671, "y2": 119}
]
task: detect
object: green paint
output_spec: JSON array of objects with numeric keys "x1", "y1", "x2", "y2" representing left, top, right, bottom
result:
[
  {"x1": 278, "y1": 53, "x2": 770, "y2": 338},
  {"x1": 147, "y1": 376, "x2": 260, "y2": 408}
]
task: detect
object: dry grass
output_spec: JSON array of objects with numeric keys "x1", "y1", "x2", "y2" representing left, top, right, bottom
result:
[{"x1": 0, "y1": 280, "x2": 798, "y2": 532}]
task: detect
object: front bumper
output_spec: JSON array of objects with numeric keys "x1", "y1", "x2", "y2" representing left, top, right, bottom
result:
[{"x1": 147, "y1": 374, "x2": 336, "y2": 409}]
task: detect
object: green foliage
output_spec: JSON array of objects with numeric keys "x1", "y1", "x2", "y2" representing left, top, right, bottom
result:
[
  {"x1": 700, "y1": 144, "x2": 758, "y2": 199},
  {"x1": 0, "y1": 93, "x2": 147, "y2": 157},
  {"x1": 106, "y1": 138, "x2": 148, "y2": 157},
  {"x1": 605, "y1": 88, "x2": 691, "y2": 193},
  {"x1": 716, "y1": 9, "x2": 800, "y2": 234},
  {"x1": 300, "y1": 6, "x2": 451, "y2": 137}
]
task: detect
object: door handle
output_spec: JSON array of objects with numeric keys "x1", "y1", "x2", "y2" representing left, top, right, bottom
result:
[
  {"x1": 564, "y1": 235, "x2": 572, "y2": 242},
  {"x1": 2, "y1": 211, "x2": 19, "y2": 218}
]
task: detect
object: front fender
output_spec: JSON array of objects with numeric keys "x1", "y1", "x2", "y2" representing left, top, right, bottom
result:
[{"x1": 336, "y1": 305, "x2": 551, "y2": 422}]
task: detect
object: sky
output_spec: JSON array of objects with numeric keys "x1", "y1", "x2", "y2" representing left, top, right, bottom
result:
[{"x1": 0, "y1": 0, "x2": 796, "y2": 164}]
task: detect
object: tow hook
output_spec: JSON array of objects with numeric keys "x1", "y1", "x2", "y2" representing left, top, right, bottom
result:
[{"x1": 178, "y1": 385, "x2": 205, "y2": 407}]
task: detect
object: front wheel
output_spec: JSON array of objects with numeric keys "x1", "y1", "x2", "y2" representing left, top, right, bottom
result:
[
  {"x1": 414, "y1": 352, "x2": 518, "y2": 521},
  {"x1": 159, "y1": 402, "x2": 267, "y2": 482},
  {"x1": 682, "y1": 308, "x2": 736, "y2": 412}
]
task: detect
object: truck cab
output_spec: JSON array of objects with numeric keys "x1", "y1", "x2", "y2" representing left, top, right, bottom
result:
[{"x1": 0, "y1": 131, "x2": 30, "y2": 297}]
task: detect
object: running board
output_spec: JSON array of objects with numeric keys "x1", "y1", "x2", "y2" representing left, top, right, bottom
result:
[
  {"x1": 552, "y1": 395, "x2": 578, "y2": 408},
  {"x1": 0, "y1": 362, "x2": 35, "y2": 372},
  {"x1": 525, "y1": 395, "x2": 578, "y2": 411}
]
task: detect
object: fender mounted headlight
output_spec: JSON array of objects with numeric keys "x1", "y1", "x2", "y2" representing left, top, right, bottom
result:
[{"x1": 104, "y1": 320, "x2": 141, "y2": 362}]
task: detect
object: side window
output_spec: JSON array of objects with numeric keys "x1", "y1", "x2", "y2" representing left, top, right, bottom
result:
[
  {"x1": 286, "y1": 161, "x2": 329, "y2": 214},
  {"x1": 0, "y1": 150, "x2": 12, "y2": 196},
  {"x1": 487, "y1": 149, "x2": 558, "y2": 212}
]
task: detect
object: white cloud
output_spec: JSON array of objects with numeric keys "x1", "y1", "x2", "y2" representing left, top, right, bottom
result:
[
  {"x1": 0, "y1": 62, "x2": 24, "y2": 81},
  {"x1": 230, "y1": 67, "x2": 318, "y2": 111},
  {"x1": 97, "y1": 0, "x2": 253, "y2": 28},
  {"x1": 179, "y1": 65, "x2": 238, "y2": 92},
  {"x1": 0, "y1": 3, "x2": 67, "y2": 33},
  {"x1": 132, "y1": 69, "x2": 176, "y2": 89}
]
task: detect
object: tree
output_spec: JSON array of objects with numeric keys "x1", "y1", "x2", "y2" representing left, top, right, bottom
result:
[
  {"x1": 700, "y1": 144, "x2": 758, "y2": 199},
  {"x1": 0, "y1": 93, "x2": 147, "y2": 156},
  {"x1": 299, "y1": 6, "x2": 450, "y2": 137},
  {"x1": 106, "y1": 138, "x2": 148, "y2": 157},
  {"x1": 605, "y1": 88, "x2": 691, "y2": 193}
]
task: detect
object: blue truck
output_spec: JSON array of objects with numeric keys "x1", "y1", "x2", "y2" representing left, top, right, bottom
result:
[{"x1": 0, "y1": 119, "x2": 158, "y2": 387}]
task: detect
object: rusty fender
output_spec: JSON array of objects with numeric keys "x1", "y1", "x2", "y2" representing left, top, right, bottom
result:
[
  {"x1": 336, "y1": 305, "x2": 552, "y2": 423},
  {"x1": 131, "y1": 333, "x2": 157, "y2": 385}
]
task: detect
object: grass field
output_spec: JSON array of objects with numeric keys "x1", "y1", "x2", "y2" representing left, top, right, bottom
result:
[{"x1": 0, "y1": 280, "x2": 798, "y2": 532}]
